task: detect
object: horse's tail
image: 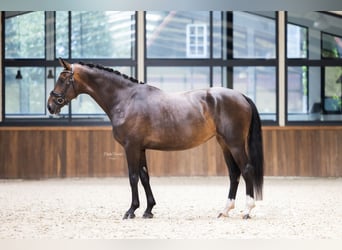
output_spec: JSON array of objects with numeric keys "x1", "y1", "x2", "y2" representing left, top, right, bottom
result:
[{"x1": 244, "y1": 96, "x2": 264, "y2": 200}]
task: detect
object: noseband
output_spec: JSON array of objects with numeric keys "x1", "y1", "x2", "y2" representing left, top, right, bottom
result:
[{"x1": 50, "y1": 65, "x2": 76, "y2": 107}]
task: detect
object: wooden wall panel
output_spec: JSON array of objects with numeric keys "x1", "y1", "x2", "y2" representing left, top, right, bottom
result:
[
  {"x1": 64, "y1": 129, "x2": 127, "y2": 177},
  {"x1": 0, "y1": 130, "x2": 19, "y2": 178},
  {"x1": 0, "y1": 126, "x2": 341, "y2": 178},
  {"x1": 261, "y1": 127, "x2": 342, "y2": 177},
  {"x1": 2, "y1": 130, "x2": 66, "y2": 178},
  {"x1": 87, "y1": 131, "x2": 127, "y2": 177}
]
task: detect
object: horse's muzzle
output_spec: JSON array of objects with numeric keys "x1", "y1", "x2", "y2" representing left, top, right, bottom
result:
[{"x1": 47, "y1": 100, "x2": 60, "y2": 115}]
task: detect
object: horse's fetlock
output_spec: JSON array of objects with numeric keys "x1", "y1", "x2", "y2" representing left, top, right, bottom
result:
[{"x1": 132, "y1": 202, "x2": 140, "y2": 209}]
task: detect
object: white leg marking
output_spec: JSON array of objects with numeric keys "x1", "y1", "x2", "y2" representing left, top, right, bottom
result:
[
  {"x1": 243, "y1": 195, "x2": 255, "y2": 218},
  {"x1": 219, "y1": 199, "x2": 235, "y2": 217}
]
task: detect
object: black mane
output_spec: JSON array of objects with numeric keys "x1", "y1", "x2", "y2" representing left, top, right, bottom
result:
[{"x1": 78, "y1": 61, "x2": 144, "y2": 85}]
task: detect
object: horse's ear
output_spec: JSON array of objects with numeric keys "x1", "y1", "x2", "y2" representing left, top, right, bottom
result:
[{"x1": 58, "y1": 57, "x2": 71, "y2": 70}]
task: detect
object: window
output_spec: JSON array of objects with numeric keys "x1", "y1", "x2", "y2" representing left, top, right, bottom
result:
[
  {"x1": 321, "y1": 33, "x2": 342, "y2": 114},
  {"x1": 3, "y1": 11, "x2": 136, "y2": 123},
  {"x1": 70, "y1": 11, "x2": 135, "y2": 59},
  {"x1": 4, "y1": 12, "x2": 46, "y2": 117},
  {"x1": 287, "y1": 12, "x2": 342, "y2": 123},
  {"x1": 231, "y1": 12, "x2": 277, "y2": 122},
  {"x1": 287, "y1": 24, "x2": 307, "y2": 58},
  {"x1": 322, "y1": 32, "x2": 342, "y2": 58},
  {"x1": 145, "y1": 11, "x2": 277, "y2": 123},
  {"x1": 145, "y1": 11, "x2": 225, "y2": 94},
  {"x1": 233, "y1": 67, "x2": 276, "y2": 118},
  {"x1": 323, "y1": 66, "x2": 342, "y2": 114},
  {"x1": 55, "y1": 12, "x2": 69, "y2": 59},
  {"x1": 4, "y1": 11, "x2": 340, "y2": 126},
  {"x1": 5, "y1": 12, "x2": 45, "y2": 59},
  {"x1": 146, "y1": 11, "x2": 210, "y2": 59},
  {"x1": 147, "y1": 67, "x2": 210, "y2": 92},
  {"x1": 287, "y1": 66, "x2": 308, "y2": 114},
  {"x1": 186, "y1": 24, "x2": 208, "y2": 58},
  {"x1": 233, "y1": 12, "x2": 276, "y2": 59},
  {"x1": 5, "y1": 67, "x2": 45, "y2": 115}
]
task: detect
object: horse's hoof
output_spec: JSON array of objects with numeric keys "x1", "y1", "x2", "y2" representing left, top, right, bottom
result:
[
  {"x1": 217, "y1": 212, "x2": 228, "y2": 218},
  {"x1": 143, "y1": 212, "x2": 154, "y2": 219},
  {"x1": 123, "y1": 212, "x2": 136, "y2": 220},
  {"x1": 243, "y1": 214, "x2": 251, "y2": 220}
]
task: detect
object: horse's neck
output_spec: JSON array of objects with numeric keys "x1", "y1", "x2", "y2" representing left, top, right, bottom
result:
[{"x1": 79, "y1": 71, "x2": 135, "y2": 117}]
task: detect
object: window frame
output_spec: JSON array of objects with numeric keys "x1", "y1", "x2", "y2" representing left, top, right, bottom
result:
[
  {"x1": 285, "y1": 11, "x2": 342, "y2": 125},
  {"x1": 229, "y1": 11, "x2": 278, "y2": 124},
  {"x1": 5, "y1": 11, "x2": 341, "y2": 126}
]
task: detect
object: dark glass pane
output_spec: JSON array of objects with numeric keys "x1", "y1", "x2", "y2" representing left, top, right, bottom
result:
[
  {"x1": 322, "y1": 33, "x2": 342, "y2": 58},
  {"x1": 71, "y1": 11, "x2": 135, "y2": 58},
  {"x1": 233, "y1": 66, "x2": 276, "y2": 120},
  {"x1": 287, "y1": 24, "x2": 308, "y2": 58},
  {"x1": 287, "y1": 66, "x2": 308, "y2": 113},
  {"x1": 146, "y1": 11, "x2": 210, "y2": 58},
  {"x1": 5, "y1": 12, "x2": 45, "y2": 59},
  {"x1": 323, "y1": 67, "x2": 342, "y2": 113},
  {"x1": 56, "y1": 11, "x2": 69, "y2": 59},
  {"x1": 147, "y1": 67, "x2": 210, "y2": 92},
  {"x1": 233, "y1": 12, "x2": 276, "y2": 59},
  {"x1": 5, "y1": 67, "x2": 45, "y2": 115}
]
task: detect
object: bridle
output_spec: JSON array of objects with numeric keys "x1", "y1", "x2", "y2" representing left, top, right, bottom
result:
[{"x1": 50, "y1": 65, "x2": 76, "y2": 107}]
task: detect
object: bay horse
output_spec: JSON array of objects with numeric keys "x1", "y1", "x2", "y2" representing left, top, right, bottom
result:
[{"x1": 47, "y1": 58, "x2": 264, "y2": 220}]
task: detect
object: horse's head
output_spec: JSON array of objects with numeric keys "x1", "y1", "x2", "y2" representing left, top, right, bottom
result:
[{"x1": 47, "y1": 58, "x2": 77, "y2": 114}]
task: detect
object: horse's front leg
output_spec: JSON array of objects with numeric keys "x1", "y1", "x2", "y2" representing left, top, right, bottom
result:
[
  {"x1": 139, "y1": 149, "x2": 156, "y2": 218},
  {"x1": 123, "y1": 147, "x2": 141, "y2": 219}
]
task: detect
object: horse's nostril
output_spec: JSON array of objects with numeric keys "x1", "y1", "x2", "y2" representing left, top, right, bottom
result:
[{"x1": 47, "y1": 103, "x2": 53, "y2": 113}]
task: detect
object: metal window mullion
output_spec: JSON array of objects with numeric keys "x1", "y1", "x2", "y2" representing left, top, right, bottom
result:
[
  {"x1": 137, "y1": 11, "x2": 144, "y2": 83},
  {"x1": 278, "y1": 11, "x2": 286, "y2": 126},
  {"x1": 68, "y1": 11, "x2": 72, "y2": 121},
  {"x1": 0, "y1": 12, "x2": 3, "y2": 122},
  {"x1": 226, "y1": 11, "x2": 233, "y2": 89},
  {"x1": 209, "y1": 11, "x2": 213, "y2": 87}
]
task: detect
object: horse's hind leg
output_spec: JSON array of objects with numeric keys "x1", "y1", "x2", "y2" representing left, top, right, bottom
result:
[
  {"x1": 139, "y1": 150, "x2": 156, "y2": 218},
  {"x1": 241, "y1": 163, "x2": 256, "y2": 219},
  {"x1": 217, "y1": 138, "x2": 241, "y2": 218},
  {"x1": 230, "y1": 146, "x2": 256, "y2": 219},
  {"x1": 218, "y1": 152, "x2": 241, "y2": 218}
]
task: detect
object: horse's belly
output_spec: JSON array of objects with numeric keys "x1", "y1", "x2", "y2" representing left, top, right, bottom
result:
[{"x1": 144, "y1": 123, "x2": 216, "y2": 151}]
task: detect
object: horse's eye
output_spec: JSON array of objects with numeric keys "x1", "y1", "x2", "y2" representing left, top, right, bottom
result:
[{"x1": 56, "y1": 97, "x2": 65, "y2": 104}]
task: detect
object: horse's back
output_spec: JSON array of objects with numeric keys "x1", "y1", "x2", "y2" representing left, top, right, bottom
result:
[{"x1": 145, "y1": 86, "x2": 251, "y2": 129}]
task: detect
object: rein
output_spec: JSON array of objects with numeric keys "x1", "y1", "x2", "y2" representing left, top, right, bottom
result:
[{"x1": 50, "y1": 64, "x2": 76, "y2": 107}]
